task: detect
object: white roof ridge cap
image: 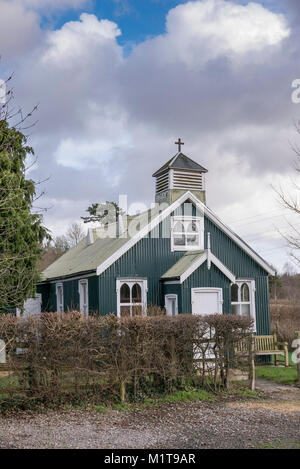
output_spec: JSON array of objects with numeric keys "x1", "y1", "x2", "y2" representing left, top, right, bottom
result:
[{"x1": 169, "y1": 152, "x2": 180, "y2": 167}]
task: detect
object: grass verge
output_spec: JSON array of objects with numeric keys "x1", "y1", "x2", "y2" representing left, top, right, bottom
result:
[
  {"x1": 256, "y1": 365, "x2": 298, "y2": 386},
  {"x1": 259, "y1": 440, "x2": 300, "y2": 449},
  {"x1": 81, "y1": 385, "x2": 260, "y2": 413},
  {"x1": 255, "y1": 352, "x2": 299, "y2": 386}
]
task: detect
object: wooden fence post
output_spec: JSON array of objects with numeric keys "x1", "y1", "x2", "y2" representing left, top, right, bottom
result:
[
  {"x1": 273, "y1": 332, "x2": 278, "y2": 366},
  {"x1": 170, "y1": 334, "x2": 177, "y2": 385},
  {"x1": 284, "y1": 342, "x2": 289, "y2": 367},
  {"x1": 249, "y1": 334, "x2": 255, "y2": 391},
  {"x1": 120, "y1": 379, "x2": 126, "y2": 402}
]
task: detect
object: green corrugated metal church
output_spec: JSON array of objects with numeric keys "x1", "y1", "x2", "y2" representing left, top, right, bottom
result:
[{"x1": 37, "y1": 144, "x2": 275, "y2": 334}]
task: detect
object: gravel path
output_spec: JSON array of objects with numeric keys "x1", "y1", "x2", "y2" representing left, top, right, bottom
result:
[
  {"x1": 1, "y1": 381, "x2": 300, "y2": 449},
  {"x1": 255, "y1": 378, "x2": 300, "y2": 398}
]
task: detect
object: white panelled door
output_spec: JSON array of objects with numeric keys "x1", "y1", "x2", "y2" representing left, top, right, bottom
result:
[
  {"x1": 191, "y1": 288, "x2": 223, "y2": 316},
  {"x1": 191, "y1": 288, "x2": 223, "y2": 363}
]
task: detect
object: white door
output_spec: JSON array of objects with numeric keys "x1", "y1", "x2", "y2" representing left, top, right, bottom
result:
[
  {"x1": 191, "y1": 288, "x2": 222, "y2": 363},
  {"x1": 191, "y1": 288, "x2": 223, "y2": 316}
]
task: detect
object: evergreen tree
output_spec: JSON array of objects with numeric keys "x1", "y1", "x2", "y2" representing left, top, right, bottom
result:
[
  {"x1": 81, "y1": 201, "x2": 125, "y2": 225},
  {"x1": 0, "y1": 119, "x2": 48, "y2": 312}
]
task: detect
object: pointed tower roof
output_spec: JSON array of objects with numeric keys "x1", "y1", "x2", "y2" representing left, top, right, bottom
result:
[{"x1": 152, "y1": 152, "x2": 208, "y2": 177}]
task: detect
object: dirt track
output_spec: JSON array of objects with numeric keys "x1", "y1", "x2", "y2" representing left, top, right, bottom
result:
[{"x1": 1, "y1": 380, "x2": 300, "y2": 449}]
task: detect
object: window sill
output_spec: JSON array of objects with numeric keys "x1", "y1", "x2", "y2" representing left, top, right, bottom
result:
[{"x1": 172, "y1": 246, "x2": 203, "y2": 252}]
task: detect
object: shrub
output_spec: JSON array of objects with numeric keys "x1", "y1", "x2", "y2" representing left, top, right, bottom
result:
[
  {"x1": 270, "y1": 302, "x2": 300, "y2": 347},
  {"x1": 0, "y1": 312, "x2": 253, "y2": 410}
]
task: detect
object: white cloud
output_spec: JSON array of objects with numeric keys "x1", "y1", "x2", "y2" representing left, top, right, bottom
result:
[
  {"x1": 0, "y1": 0, "x2": 41, "y2": 58},
  {"x1": 135, "y1": 0, "x2": 290, "y2": 69},
  {"x1": 42, "y1": 13, "x2": 121, "y2": 67},
  {"x1": 168, "y1": 0, "x2": 290, "y2": 53},
  {"x1": 3, "y1": 0, "x2": 297, "y2": 271},
  {"x1": 55, "y1": 136, "x2": 130, "y2": 171},
  {"x1": 15, "y1": 0, "x2": 89, "y2": 10}
]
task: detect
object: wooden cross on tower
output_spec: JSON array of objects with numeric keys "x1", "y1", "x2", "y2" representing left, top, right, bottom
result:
[{"x1": 175, "y1": 138, "x2": 184, "y2": 153}]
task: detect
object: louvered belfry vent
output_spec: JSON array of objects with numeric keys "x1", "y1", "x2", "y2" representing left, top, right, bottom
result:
[
  {"x1": 155, "y1": 170, "x2": 169, "y2": 194},
  {"x1": 152, "y1": 150, "x2": 208, "y2": 205},
  {"x1": 172, "y1": 169, "x2": 204, "y2": 191}
]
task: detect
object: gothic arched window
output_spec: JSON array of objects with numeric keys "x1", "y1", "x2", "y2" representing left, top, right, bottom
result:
[
  {"x1": 173, "y1": 222, "x2": 185, "y2": 246},
  {"x1": 117, "y1": 279, "x2": 147, "y2": 318},
  {"x1": 231, "y1": 283, "x2": 239, "y2": 303},
  {"x1": 231, "y1": 281, "x2": 252, "y2": 317},
  {"x1": 120, "y1": 283, "x2": 130, "y2": 303}
]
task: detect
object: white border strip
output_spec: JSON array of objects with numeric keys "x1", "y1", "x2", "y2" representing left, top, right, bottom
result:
[
  {"x1": 179, "y1": 251, "x2": 236, "y2": 284},
  {"x1": 96, "y1": 191, "x2": 275, "y2": 277}
]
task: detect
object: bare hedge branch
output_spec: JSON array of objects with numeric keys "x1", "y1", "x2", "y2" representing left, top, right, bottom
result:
[{"x1": 0, "y1": 312, "x2": 253, "y2": 411}]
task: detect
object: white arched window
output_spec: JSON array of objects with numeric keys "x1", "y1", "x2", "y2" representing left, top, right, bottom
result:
[
  {"x1": 116, "y1": 279, "x2": 148, "y2": 317},
  {"x1": 171, "y1": 216, "x2": 204, "y2": 251},
  {"x1": 231, "y1": 280, "x2": 256, "y2": 330}
]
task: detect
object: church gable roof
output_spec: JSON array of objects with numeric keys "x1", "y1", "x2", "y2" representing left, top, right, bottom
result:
[
  {"x1": 161, "y1": 250, "x2": 236, "y2": 284},
  {"x1": 40, "y1": 208, "x2": 161, "y2": 282},
  {"x1": 161, "y1": 251, "x2": 205, "y2": 280},
  {"x1": 40, "y1": 234, "x2": 128, "y2": 281},
  {"x1": 95, "y1": 191, "x2": 274, "y2": 277},
  {"x1": 152, "y1": 153, "x2": 208, "y2": 177},
  {"x1": 40, "y1": 191, "x2": 275, "y2": 282}
]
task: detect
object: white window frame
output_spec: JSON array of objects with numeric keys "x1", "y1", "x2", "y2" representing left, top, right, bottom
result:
[
  {"x1": 79, "y1": 279, "x2": 89, "y2": 317},
  {"x1": 191, "y1": 287, "x2": 223, "y2": 315},
  {"x1": 116, "y1": 278, "x2": 148, "y2": 318},
  {"x1": 55, "y1": 282, "x2": 64, "y2": 312},
  {"x1": 231, "y1": 280, "x2": 256, "y2": 331},
  {"x1": 171, "y1": 216, "x2": 204, "y2": 251},
  {"x1": 164, "y1": 294, "x2": 178, "y2": 316}
]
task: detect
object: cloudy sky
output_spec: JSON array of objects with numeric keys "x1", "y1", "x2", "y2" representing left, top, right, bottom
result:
[{"x1": 1, "y1": 0, "x2": 300, "y2": 273}]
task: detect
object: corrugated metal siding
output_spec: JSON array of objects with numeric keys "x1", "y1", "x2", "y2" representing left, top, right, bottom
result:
[
  {"x1": 162, "y1": 283, "x2": 182, "y2": 312},
  {"x1": 38, "y1": 200, "x2": 271, "y2": 334},
  {"x1": 204, "y1": 217, "x2": 267, "y2": 277},
  {"x1": 37, "y1": 283, "x2": 50, "y2": 311},
  {"x1": 204, "y1": 216, "x2": 271, "y2": 334},
  {"x1": 38, "y1": 276, "x2": 99, "y2": 314},
  {"x1": 98, "y1": 230, "x2": 184, "y2": 315},
  {"x1": 88, "y1": 276, "x2": 100, "y2": 314},
  {"x1": 63, "y1": 279, "x2": 79, "y2": 311},
  {"x1": 181, "y1": 262, "x2": 231, "y2": 314},
  {"x1": 254, "y1": 276, "x2": 271, "y2": 335}
]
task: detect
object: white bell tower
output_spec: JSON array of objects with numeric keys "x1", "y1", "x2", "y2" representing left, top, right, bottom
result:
[{"x1": 152, "y1": 139, "x2": 208, "y2": 205}]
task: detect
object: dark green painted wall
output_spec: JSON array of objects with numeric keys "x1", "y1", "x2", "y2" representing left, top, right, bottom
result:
[
  {"x1": 98, "y1": 226, "x2": 184, "y2": 315},
  {"x1": 203, "y1": 216, "x2": 270, "y2": 334},
  {"x1": 162, "y1": 283, "x2": 182, "y2": 312},
  {"x1": 181, "y1": 261, "x2": 231, "y2": 314},
  {"x1": 37, "y1": 200, "x2": 271, "y2": 334},
  {"x1": 37, "y1": 275, "x2": 99, "y2": 314},
  {"x1": 38, "y1": 283, "x2": 51, "y2": 311}
]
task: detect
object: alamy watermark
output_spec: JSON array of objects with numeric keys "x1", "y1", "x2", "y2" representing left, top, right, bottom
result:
[
  {"x1": 291, "y1": 79, "x2": 300, "y2": 103},
  {"x1": 0, "y1": 79, "x2": 6, "y2": 104},
  {"x1": 86, "y1": 195, "x2": 203, "y2": 241},
  {"x1": 292, "y1": 338, "x2": 300, "y2": 364}
]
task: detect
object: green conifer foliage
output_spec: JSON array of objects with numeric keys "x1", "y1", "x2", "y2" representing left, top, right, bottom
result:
[{"x1": 0, "y1": 119, "x2": 48, "y2": 312}]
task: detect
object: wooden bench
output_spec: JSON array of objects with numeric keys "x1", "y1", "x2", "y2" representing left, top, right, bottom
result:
[{"x1": 235, "y1": 334, "x2": 289, "y2": 367}]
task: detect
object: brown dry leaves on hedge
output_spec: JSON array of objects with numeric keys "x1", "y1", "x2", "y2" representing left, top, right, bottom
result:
[{"x1": 0, "y1": 312, "x2": 253, "y2": 409}]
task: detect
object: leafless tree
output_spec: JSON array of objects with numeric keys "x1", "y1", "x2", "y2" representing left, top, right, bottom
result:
[
  {"x1": 275, "y1": 121, "x2": 300, "y2": 265},
  {"x1": 39, "y1": 223, "x2": 86, "y2": 271},
  {"x1": 66, "y1": 222, "x2": 85, "y2": 247}
]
